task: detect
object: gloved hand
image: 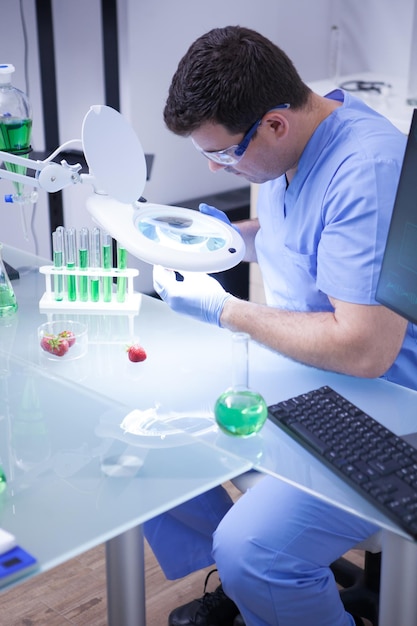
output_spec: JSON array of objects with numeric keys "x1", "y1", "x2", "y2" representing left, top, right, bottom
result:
[
  {"x1": 153, "y1": 265, "x2": 232, "y2": 326},
  {"x1": 199, "y1": 203, "x2": 241, "y2": 234}
]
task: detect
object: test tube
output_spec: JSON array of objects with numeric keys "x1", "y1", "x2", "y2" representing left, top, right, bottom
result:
[
  {"x1": 90, "y1": 227, "x2": 101, "y2": 302},
  {"x1": 52, "y1": 228, "x2": 64, "y2": 301},
  {"x1": 65, "y1": 227, "x2": 77, "y2": 302},
  {"x1": 102, "y1": 231, "x2": 113, "y2": 303},
  {"x1": 78, "y1": 227, "x2": 89, "y2": 302},
  {"x1": 116, "y1": 241, "x2": 127, "y2": 303}
]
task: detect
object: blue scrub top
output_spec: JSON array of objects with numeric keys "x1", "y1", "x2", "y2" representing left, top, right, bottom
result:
[{"x1": 255, "y1": 90, "x2": 417, "y2": 390}]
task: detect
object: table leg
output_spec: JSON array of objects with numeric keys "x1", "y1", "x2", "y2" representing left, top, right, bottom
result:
[
  {"x1": 379, "y1": 530, "x2": 417, "y2": 626},
  {"x1": 106, "y1": 524, "x2": 146, "y2": 626}
]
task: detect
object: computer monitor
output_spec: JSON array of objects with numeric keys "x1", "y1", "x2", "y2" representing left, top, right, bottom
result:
[{"x1": 376, "y1": 109, "x2": 417, "y2": 323}]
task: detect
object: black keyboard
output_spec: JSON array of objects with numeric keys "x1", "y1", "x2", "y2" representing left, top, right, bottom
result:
[{"x1": 267, "y1": 385, "x2": 417, "y2": 539}]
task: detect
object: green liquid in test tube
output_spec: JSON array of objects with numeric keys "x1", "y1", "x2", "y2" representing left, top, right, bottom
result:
[
  {"x1": 117, "y1": 243, "x2": 127, "y2": 303},
  {"x1": 102, "y1": 232, "x2": 113, "y2": 303},
  {"x1": 65, "y1": 227, "x2": 77, "y2": 301},
  {"x1": 52, "y1": 228, "x2": 64, "y2": 301},
  {"x1": 90, "y1": 227, "x2": 101, "y2": 302},
  {"x1": 78, "y1": 227, "x2": 89, "y2": 302}
]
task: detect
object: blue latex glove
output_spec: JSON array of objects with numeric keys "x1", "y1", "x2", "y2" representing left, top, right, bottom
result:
[
  {"x1": 199, "y1": 203, "x2": 241, "y2": 234},
  {"x1": 153, "y1": 265, "x2": 232, "y2": 326}
]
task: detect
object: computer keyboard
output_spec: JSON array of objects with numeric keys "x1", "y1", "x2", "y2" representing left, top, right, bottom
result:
[{"x1": 267, "y1": 385, "x2": 417, "y2": 539}]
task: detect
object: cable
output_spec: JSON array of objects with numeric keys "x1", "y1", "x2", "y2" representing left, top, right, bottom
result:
[
  {"x1": 13, "y1": 0, "x2": 39, "y2": 255},
  {"x1": 18, "y1": 0, "x2": 30, "y2": 98}
]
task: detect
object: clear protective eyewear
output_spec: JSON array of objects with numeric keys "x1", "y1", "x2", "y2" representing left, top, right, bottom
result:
[{"x1": 192, "y1": 103, "x2": 291, "y2": 166}]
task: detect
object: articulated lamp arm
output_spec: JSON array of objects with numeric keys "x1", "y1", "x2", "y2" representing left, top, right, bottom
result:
[{"x1": 0, "y1": 140, "x2": 94, "y2": 193}]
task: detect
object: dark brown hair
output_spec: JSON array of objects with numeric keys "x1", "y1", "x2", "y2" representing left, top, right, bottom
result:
[{"x1": 164, "y1": 25, "x2": 310, "y2": 136}]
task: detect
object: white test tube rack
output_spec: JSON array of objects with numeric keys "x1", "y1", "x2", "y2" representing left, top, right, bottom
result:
[{"x1": 38, "y1": 265, "x2": 142, "y2": 313}]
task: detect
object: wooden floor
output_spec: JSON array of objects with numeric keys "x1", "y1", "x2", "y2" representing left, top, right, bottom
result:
[{"x1": 0, "y1": 482, "x2": 364, "y2": 626}]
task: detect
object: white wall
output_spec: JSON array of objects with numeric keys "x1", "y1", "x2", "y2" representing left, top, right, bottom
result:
[
  {"x1": 338, "y1": 0, "x2": 415, "y2": 80},
  {"x1": 118, "y1": 0, "x2": 336, "y2": 207}
]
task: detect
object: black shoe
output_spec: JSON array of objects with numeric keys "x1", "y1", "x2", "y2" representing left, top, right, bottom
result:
[{"x1": 168, "y1": 569, "x2": 239, "y2": 626}]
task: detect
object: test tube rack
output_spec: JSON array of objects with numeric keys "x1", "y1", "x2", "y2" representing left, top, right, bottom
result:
[{"x1": 38, "y1": 265, "x2": 142, "y2": 313}]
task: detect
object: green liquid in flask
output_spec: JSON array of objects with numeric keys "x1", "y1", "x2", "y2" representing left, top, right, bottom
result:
[
  {"x1": 0, "y1": 243, "x2": 18, "y2": 317},
  {"x1": 214, "y1": 389, "x2": 267, "y2": 437},
  {"x1": 0, "y1": 284, "x2": 18, "y2": 316},
  {"x1": 0, "y1": 118, "x2": 32, "y2": 196},
  {"x1": 214, "y1": 332, "x2": 267, "y2": 437},
  {"x1": 0, "y1": 466, "x2": 6, "y2": 494}
]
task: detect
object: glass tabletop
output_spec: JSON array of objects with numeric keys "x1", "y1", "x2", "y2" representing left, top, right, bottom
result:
[
  {"x1": 3, "y1": 243, "x2": 417, "y2": 552},
  {"x1": 0, "y1": 354, "x2": 251, "y2": 576}
]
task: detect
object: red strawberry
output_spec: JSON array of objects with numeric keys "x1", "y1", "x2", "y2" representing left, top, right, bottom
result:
[
  {"x1": 40, "y1": 334, "x2": 69, "y2": 357},
  {"x1": 127, "y1": 344, "x2": 147, "y2": 362},
  {"x1": 58, "y1": 330, "x2": 76, "y2": 347}
]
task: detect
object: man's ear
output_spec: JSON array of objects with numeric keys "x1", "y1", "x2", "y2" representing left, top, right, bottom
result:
[{"x1": 262, "y1": 112, "x2": 289, "y2": 139}]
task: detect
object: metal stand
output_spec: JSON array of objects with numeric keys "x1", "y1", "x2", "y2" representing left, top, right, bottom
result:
[
  {"x1": 106, "y1": 524, "x2": 146, "y2": 626},
  {"x1": 379, "y1": 530, "x2": 417, "y2": 626}
]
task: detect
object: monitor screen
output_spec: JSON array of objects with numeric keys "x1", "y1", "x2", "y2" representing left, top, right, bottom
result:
[{"x1": 376, "y1": 109, "x2": 417, "y2": 323}]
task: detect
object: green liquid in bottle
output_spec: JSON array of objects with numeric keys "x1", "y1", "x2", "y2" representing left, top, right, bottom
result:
[
  {"x1": 214, "y1": 389, "x2": 267, "y2": 437},
  {"x1": 0, "y1": 118, "x2": 32, "y2": 196}
]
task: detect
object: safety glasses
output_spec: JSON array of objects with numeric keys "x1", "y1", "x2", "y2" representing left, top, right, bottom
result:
[{"x1": 192, "y1": 103, "x2": 290, "y2": 165}]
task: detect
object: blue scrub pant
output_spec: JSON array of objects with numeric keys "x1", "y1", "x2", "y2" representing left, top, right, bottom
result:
[{"x1": 144, "y1": 475, "x2": 378, "y2": 626}]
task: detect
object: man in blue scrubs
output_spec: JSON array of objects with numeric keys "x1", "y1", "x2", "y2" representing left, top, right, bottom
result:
[{"x1": 147, "y1": 25, "x2": 414, "y2": 626}]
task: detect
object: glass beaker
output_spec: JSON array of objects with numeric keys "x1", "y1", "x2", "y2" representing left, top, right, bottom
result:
[
  {"x1": 0, "y1": 243, "x2": 18, "y2": 317},
  {"x1": 214, "y1": 332, "x2": 267, "y2": 437}
]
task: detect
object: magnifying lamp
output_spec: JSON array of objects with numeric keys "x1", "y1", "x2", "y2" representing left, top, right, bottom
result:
[{"x1": 0, "y1": 105, "x2": 245, "y2": 272}]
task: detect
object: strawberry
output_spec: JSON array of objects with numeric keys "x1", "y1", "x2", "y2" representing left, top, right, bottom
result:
[
  {"x1": 40, "y1": 334, "x2": 69, "y2": 357},
  {"x1": 58, "y1": 330, "x2": 76, "y2": 347},
  {"x1": 127, "y1": 344, "x2": 147, "y2": 362}
]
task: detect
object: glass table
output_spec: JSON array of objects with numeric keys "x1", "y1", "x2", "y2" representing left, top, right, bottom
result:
[
  {"x1": 0, "y1": 247, "x2": 252, "y2": 625},
  {"x1": 2, "y1": 244, "x2": 417, "y2": 626}
]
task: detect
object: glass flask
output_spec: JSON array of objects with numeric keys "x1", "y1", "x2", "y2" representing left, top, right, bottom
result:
[
  {"x1": 0, "y1": 243, "x2": 18, "y2": 317},
  {"x1": 214, "y1": 332, "x2": 267, "y2": 437},
  {"x1": 0, "y1": 462, "x2": 6, "y2": 494}
]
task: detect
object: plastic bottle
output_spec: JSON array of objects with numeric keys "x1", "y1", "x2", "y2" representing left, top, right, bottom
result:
[{"x1": 0, "y1": 64, "x2": 32, "y2": 197}]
